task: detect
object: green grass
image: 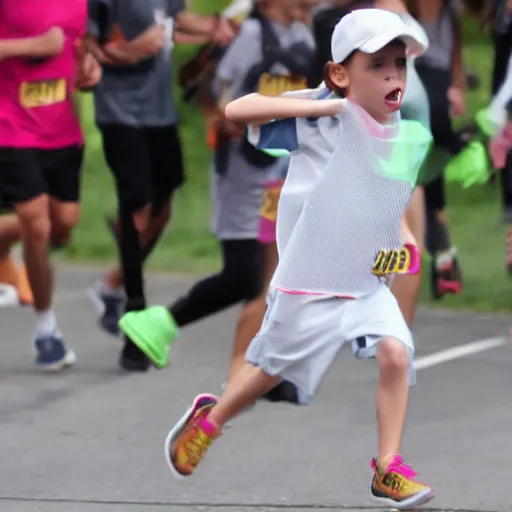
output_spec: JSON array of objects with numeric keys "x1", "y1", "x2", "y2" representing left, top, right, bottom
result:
[{"x1": 64, "y1": 7, "x2": 512, "y2": 311}]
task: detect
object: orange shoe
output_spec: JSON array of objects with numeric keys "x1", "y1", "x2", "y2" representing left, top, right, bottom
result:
[
  {"x1": 164, "y1": 394, "x2": 219, "y2": 479},
  {"x1": 370, "y1": 455, "x2": 434, "y2": 509},
  {"x1": 15, "y1": 263, "x2": 33, "y2": 305},
  {"x1": 0, "y1": 255, "x2": 34, "y2": 305},
  {"x1": 0, "y1": 254, "x2": 19, "y2": 287}
]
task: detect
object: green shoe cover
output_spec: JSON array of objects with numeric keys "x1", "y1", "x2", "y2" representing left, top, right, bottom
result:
[
  {"x1": 119, "y1": 306, "x2": 178, "y2": 368},
  {"x1": 445, "y1": 141, "x2": 490, "y2": 189}
]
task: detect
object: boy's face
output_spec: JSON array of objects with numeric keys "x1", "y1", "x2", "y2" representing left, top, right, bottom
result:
[
  {"x1": 279, "y1": 0, "x2": 319, "y2": 23},
  {"x1": 330, "y1": 41, "x2": 407, "y2": 123}
]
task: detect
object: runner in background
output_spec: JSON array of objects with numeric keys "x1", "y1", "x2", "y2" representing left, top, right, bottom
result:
[
  {"x1": 491, "y1": 0, "x2": 512, "y2": 223},
  {"x1": 85, "y1": 0, "x2": 235, "y2": 372},
  {"x1": 409, "y1": 0, "x2": 466, "y2": 300},
  {"x1": 0, "y1": 0, "x2": 101, "y2": 369},
  {"x1": 118, "y1": 0, "x2": 318, "y2": 390}
]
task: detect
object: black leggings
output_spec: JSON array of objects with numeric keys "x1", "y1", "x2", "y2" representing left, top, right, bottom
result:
[
  {"x1": 416, "y1": 65, "x2": 466, "y2": 213},
  {"x1": 117, "y1": 202, "x2": 170, "y2": 313},
  {"x1": 170, "y1": 239, "x2": 264, "y2": 327}
]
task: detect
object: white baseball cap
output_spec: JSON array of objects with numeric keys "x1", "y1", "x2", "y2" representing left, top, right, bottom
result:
[{"x1": 331, "y1": 8, "x2": 427, "y2": 64}]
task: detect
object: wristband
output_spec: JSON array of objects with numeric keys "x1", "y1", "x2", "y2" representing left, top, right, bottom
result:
[{"x1": 404, "y1": 243, "x2": 421, "y2": 275}]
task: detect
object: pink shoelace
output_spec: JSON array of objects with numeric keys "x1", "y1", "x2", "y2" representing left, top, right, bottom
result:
[{"x1": 371, "y1": 454, "x2": 417, "y2": 479}]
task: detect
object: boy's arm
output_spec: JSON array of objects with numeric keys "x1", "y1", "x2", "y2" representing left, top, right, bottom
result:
[
  {"x1": 0, "y1": 27, "x2": 64, "y2": 60},
  {"x1": 225, "y1": 93, "x2": 344, "y2": 125},
  {"x1": 400, "y1": 215, "x2": 417, "y2": 247},
  {"x1": 448, "y1": 8, "x2": 467, "y2": 116},
  {"x1": 400, "y1": 215, "x2": 421, "y2": 274}
]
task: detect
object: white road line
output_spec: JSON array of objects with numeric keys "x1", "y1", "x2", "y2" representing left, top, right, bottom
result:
[{"x1": 413, "y1": 336, "x2": 507, "y2": 371}]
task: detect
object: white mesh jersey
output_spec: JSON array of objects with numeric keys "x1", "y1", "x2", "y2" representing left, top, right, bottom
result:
[
  {"x1": 272, "y1": 101, "x2": 423, "y2": 297},
  {"x1": 278, "y1": 89, "x2": 341, "y2": 255},
  {"x1": 250, "y1": 87, "x2": 341, "y2": 254}
]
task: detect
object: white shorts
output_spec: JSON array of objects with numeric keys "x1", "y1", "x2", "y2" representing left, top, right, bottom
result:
[{"x1": 245, "y1": 284, "x2": 414, "y2": 404}]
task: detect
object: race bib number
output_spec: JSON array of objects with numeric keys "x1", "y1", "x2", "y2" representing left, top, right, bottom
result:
[
  {"x1": 257, "y1": 73, "x2": 308, "y2": 97},
  {"x1": 19, "y1": 79, "x2": 67, "y2": 108},
  {"x1": 260, "y1": 183, "x2": 283, "y2": 222},
  {"x1": 372, "y1": 247, "x2": 411, "y2": 276}
]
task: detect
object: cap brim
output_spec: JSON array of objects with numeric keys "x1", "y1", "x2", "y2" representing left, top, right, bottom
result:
[{"x1": 359, "y1": 30, "x2": 426, "y2": 58}]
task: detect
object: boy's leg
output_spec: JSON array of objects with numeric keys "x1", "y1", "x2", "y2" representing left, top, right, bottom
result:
[
  {"x1": 343, "y1": 285, "x2": 434, "y2": 509},
  {"x1": 164, "y1": 292, "x2": 345, "y2": 478}
]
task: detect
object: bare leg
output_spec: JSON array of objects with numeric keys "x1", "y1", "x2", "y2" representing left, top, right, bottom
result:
[
  {"x1": 16, "y1": 196, "x2": 53, "y2": 313},
  {"x1": 209, "y1": 363, "x2": 281, "y2": 428},
  {"x1": 0, "y1": 214, "x2": 21, "y2": 258},
  {"x1": 375, "y1": 337, "x2": 409, "y2": 465}
]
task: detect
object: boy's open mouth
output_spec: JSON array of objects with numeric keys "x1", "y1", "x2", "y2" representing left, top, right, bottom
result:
[{"x1": 385, "y1": 88, "x2": 402, "y2": 103}]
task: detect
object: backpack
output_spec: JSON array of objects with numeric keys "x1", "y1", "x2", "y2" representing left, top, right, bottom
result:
[{"x1": 240, "y1": 16, "x2": 313, "y2": 169}]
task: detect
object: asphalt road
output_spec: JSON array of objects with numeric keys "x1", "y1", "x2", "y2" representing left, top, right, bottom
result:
[{"x1": 0, "y1": 265, "x2": 510, "y2": 512}]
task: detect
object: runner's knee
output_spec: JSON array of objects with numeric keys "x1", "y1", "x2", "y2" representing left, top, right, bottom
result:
[
  {"x1": 377, "y1": 338, "x2": 409, "y2": 375},
  {"x1": 50, "y1": 203, "x2": 81, "y2": 245}
]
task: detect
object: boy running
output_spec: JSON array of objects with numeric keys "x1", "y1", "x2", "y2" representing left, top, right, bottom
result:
[{"x1": 163, "y1": 8, "x2": 433, "y2": 509}]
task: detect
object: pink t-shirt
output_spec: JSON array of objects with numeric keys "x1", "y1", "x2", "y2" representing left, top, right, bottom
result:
[{"x1": 0, "y1": 0, "x2": 86, "y2": 149}]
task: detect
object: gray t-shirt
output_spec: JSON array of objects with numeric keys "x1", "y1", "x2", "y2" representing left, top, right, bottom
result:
[
  {"x1": 88, "y1": 0, "x2": 184, "y2": 127},
  {"x1": 210, "y1": 18, "x2": 315, "y2": 240},
  {"x1": 415, "y1": 3, "x2": 454, "y2": 71}
]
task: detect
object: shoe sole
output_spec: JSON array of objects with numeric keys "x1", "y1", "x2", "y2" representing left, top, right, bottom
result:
[
  {"x1": 36, "y1": 350, "x2": 77, "y2": 372},
  {"x1": 164, "y1": 393, "x2": 219, "y2": 481},
  {"x1": 370, "y1": 487, "x2": 435, "y2": 510},
  {"x1": 119, "y1": 315, "x2": 169, "y2": 369}
]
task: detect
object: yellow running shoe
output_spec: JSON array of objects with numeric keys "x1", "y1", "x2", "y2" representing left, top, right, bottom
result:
[
  {"x1": 370, "y1": 455, "x2": 434, "y2": 509},
  {"x1": 164, "y1": 394, "x2": 219, "y2": 480}
]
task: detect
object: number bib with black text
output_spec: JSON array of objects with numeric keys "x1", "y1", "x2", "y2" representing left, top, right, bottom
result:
[
  {"x1": 19, "y1": 79, "x2": 67, "y2": 108},
  {"x1": 260, "y1": 180, "x2": 284, "y2": 222},
  {"x1": 372, "y1": 247, "x2": 412, "y2": 276},
  {"x1": 257, "y1": 73, "x2": 308, "y2": 97}
]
